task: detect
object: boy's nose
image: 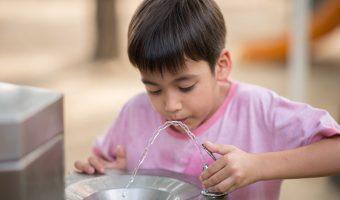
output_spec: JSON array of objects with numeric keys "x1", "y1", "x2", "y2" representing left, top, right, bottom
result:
[{"x1": 164, "y1": 94, "x2": 182, "y2": 113}]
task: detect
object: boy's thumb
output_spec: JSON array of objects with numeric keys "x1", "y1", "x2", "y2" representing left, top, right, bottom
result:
[
  {"x1": 114, "y1": 145, "x2": 126, "y2": 159},
  {"x1": 106, "y1": 145, "x2": 127, "y2": 170},
  {"x1": 203, "y1": 141, "x2": 217, "y2": 152},
  {"x1": 203, "y1": 141, "x2": 234, "y2": 155}
]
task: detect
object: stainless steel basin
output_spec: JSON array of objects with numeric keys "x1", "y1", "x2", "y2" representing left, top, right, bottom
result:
[
  {"x1": 65, "y1": 169, "x2": 227, "y2": 200},
  {"x1": 85, "y1": 188, "x2": 173, "y2": 200}
]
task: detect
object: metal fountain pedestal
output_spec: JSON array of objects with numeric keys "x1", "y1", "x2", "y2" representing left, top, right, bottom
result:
[{"x1": 0, "y1": 82, "x2": 64, "y2": 200}]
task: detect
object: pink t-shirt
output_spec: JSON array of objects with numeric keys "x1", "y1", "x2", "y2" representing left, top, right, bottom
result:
[{"x1": 93, "y1": 81, "x2": 340, "y2": 200}]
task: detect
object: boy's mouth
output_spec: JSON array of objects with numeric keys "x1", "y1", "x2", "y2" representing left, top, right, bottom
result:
[
  {"x1": 173, "y1": 118, "x2": 187, "y2": 123},
  {"x1": 168, "y1": 118, "x2": 188, "y2": 123}
]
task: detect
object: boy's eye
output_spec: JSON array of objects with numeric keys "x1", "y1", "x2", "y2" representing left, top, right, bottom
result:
[
  {"x1": 179, "y1": 85, "x2": 195, "y2": 92},
  {"x1": 148, "y1": 90, "x2": 161, "y2": 95}
]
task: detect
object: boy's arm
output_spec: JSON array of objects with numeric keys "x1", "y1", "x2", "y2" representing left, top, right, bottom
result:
[
  {"x1": 200, "y1": 136, "x2": 340, "y2": 194},
  {"x1": 258, "y1": 135, "x2": 340, "y2": 180}
]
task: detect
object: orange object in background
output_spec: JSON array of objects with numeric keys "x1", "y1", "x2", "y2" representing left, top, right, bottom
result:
[{"x1": 241, "y1": 0, "x2": 340, "y2": 62}]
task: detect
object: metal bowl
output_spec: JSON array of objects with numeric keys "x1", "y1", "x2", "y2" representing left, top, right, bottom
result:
[{"x1": 65, "y1": 169, "x2": 218, "y2": 200}]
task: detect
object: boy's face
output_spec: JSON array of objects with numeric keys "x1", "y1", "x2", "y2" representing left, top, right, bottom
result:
[{"x1": 140, "y1": 51, "x2": 231, "y2": 132}]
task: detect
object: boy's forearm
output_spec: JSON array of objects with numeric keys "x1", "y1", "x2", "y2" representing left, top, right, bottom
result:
[{"x1": 257, "y1": 136, "x2": 340, "y2": 181}]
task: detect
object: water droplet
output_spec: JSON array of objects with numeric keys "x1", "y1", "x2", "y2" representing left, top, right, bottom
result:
[{"x1": 121, "y1": 191, "x2": 127, "y2": 198}]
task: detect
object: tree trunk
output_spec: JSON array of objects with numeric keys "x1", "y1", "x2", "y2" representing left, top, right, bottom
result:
[{"x1": 95, "y1": 0, "x2": 118, "y2": 59}]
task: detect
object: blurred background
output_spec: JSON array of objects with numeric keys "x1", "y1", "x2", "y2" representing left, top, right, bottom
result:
[{"x1": 0, "y1": 0, "x2": 339, "y2": 199}]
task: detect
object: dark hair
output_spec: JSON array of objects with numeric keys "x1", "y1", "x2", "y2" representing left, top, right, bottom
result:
[{"x1": 128, "y1": 0, "x2": 226, "y2": 74}]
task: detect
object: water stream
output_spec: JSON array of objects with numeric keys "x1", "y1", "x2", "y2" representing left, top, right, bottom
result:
[{"x1": 122, "y1": 120, "x2": 208, "y2": 198}]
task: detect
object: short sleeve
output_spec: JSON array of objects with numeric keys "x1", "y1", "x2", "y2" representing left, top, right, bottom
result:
[
  {"x1": 92, "y1": 104, "x2": 128, "y2": 161},
  {"x1": 269, "y1": 93, "x2": 340, "y2": 150}
]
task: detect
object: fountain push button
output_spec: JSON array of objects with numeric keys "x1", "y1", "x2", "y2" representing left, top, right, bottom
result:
[{"x1": 201, "y1": 145, "x2": 229, "y2": 199}]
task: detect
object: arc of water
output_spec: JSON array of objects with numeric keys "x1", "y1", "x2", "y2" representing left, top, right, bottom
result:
[{"x1": 125, "y1": 121, "x2": 209, "y2": 190}]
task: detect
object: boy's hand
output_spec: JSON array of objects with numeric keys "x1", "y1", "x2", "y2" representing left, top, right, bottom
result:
[
  {"x1": 74, "y1": 145, "x2": 127, "y2": 174},
  {"x1": 200, "y1": 141, "x2": 261, "y2": 194}
]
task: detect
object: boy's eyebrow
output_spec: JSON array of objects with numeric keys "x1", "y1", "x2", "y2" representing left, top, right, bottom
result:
[
  {"x1": 141, "y1": 79, "x2": 159, "y2": 86},
  {"x1": 173, "y1": 75, "x2": 197, "y2": 82},
  {"x1": 141, "y1": 75, "x2": 197, "y2": 86}
]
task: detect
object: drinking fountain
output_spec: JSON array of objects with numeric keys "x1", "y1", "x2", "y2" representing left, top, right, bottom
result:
[
  {"x1": 65, "y1": 122, "x2": 228, "y2": 200},
  {"x1": 66, "y1": 140, "x2": 228, "y2": 199},
  {"x1": 65, "y1": 169, "x2": 228, "y2": 200},
  {"x1": 0, "y1": 82, "x2": 64, "y2": 200}
]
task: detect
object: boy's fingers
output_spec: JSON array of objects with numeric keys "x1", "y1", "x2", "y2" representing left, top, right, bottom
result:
[
  {"x1": 200, "y1": 158, "x2": 228, "y2": 181},
  {"x1": 88, "y1": 156, "x2": 105, "y2": 173},
  {"x1": 201, "y1": 163, "x2": 232, "y2": 186},
  {"x1": 208, "y1": 177, "x2": 236, "y2": 194},
  {"x1": 74, "y1": 160, "x2": 95, "y2": 174}
]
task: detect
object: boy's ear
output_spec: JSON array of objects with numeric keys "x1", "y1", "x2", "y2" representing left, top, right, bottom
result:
[{"x1": 215, "y1": 49, "x2": 232, "y2": 81}]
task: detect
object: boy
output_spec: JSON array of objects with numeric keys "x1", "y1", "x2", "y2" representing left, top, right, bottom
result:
[{"x1": 75, "y1": 0, "x2": 340, "y2": 199}]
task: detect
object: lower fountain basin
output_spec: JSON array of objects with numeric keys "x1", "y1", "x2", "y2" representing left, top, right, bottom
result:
[
  {"x1": 85, "y1": 188, "x2": 173, "y2": 200},
  {"x1": 65, "y1": 169, "x2": 218, "y2": 200}
]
